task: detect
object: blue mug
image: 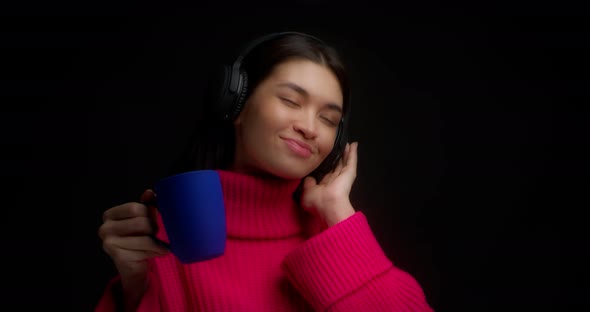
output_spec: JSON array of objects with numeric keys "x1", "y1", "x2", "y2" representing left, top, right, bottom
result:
[{"x1": 152, "y1": 170, "x2": 226, "y2": 264}]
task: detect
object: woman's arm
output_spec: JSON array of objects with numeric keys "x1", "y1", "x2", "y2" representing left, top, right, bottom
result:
[
  {"x1": 293, "y1": 142, "x2": 433, "y2": 311},
  {"x1": 282, "y1": 211, "x2": 434, "y2": 312}
]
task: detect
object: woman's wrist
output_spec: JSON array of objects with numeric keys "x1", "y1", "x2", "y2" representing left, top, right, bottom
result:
[
  {"x1": 322, "y1": 201, "x2": 355, "y2": 227},
  {"x1": 121, "y1": 272, "x2": 149, "y2": 312}
]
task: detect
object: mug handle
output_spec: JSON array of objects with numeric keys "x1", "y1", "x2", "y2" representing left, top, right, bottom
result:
[{"x1": 142, "y1": 194, "x2": 171, "y2": 249}]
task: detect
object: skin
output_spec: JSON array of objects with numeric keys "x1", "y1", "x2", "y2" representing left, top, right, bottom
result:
[
  {"x1": 99, "y1": 189, "x2": 163, "y2": 312},
  {"x1": 232, "y1": 58, "x2": 358, "y2": 227},
  {"x1": 98, "y1": 58, "x2": 358, "y2": 312}
]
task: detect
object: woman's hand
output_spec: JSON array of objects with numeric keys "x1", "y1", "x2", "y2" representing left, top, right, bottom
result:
[
  {"x1": 301, "y1": 142, "x2": 358, "y2": 227},
  {"x1": 98, "y1": 189, "x2": 169, "y2": 311}
]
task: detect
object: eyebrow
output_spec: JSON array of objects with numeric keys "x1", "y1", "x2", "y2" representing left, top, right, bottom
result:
[{"x1": 277, "y1": 82, "x2": 343, "y2": 114}]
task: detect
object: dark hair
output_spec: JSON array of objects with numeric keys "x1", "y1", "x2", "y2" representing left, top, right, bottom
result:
[{"x1": 168, "y1": 32, "x2": 351, "y2": 186}]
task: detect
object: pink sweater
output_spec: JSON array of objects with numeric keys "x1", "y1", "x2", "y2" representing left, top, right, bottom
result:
[{"x1": 95, "y1": 169, "x2": 434, "y2": 311}]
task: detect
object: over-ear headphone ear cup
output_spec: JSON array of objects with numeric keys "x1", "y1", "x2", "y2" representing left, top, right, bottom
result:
[
  {"x1": 311, "y1": 120, "x2": 346, "y2": 181},
  {"x1": 231, "y1": 71, "x2": 249, "y2": 120},
  {"x1": 332, "y1": 122, "x2": 346, "y2": 166},
  {"x1": 207, "y1": 64, "x2": 233, "y2": 121}
]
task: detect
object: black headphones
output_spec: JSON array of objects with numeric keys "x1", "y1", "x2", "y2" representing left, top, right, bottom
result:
[{"x1": 209, "y1": 31, "x2": 350, "y2": 175}]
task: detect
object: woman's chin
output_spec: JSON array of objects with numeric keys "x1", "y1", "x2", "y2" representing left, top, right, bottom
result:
[
  {"x1": 265, "y1": 163, "x2": 315, "y2": 180},
  {"x1": 264, "y1": 169, "x2": 304, "y2": 180}
]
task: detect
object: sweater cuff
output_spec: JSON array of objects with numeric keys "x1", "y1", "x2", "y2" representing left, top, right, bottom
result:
[{"x1": 281, "y1": 211, "x2": 393, "y2": 311}]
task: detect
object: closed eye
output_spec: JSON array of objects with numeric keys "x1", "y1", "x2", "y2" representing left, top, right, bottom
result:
[
  {"x1": 321, "y1": 116, "x2": 339, "y2": 127},
  {"x1": 279, "y1": 97, "x2": 300, "y2": 107}
]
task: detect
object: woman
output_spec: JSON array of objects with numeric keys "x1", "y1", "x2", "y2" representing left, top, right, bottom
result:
[{"x1": 96, "y1": 31, "x2": 434, "y2": 312}]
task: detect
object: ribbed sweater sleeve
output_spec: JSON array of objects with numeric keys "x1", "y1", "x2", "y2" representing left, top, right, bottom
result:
[
  {"x1": 94, "y1": 272, "x2": 162, "y2": 312},
  {"x1": 281, "y1": 212, "x2": 434, "y2": 312}
]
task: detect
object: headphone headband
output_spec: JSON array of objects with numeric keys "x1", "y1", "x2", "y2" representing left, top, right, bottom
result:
[
  {"x1": 227, "y1": 32, "x2": 326, "y2": 94},
  {"x1": 234, "y1": 31, "x2": 326, "y2": 64}
]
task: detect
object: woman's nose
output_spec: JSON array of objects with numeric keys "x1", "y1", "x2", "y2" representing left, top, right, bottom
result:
[{"x1": 293, "y1": 115, "x2": 317, "y2": 139}]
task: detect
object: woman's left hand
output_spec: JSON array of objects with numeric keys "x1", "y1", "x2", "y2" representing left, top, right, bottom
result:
[{"x1": 301, "y1": 142, "x2": 358, "y2": 227}]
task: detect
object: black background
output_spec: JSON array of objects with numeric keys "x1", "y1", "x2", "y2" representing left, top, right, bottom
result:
[{"x1": 2, "y1": 1, "x2": 588, "y2": 311}]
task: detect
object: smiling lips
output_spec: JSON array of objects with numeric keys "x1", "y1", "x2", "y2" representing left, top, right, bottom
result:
[{"x1": 282, "y1": 138, "x2": 312, "y2": 158}]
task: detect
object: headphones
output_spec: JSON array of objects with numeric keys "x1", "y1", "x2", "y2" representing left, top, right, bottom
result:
[{"x1": 208, "y1": 31, "x2": 351, "y2": 175}]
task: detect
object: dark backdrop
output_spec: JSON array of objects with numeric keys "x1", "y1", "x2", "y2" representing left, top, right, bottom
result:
[{"x1": 2, "y1": 1, "x2": 588, "y2": 311}]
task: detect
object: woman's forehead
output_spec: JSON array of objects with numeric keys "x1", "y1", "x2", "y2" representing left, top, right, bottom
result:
[{"x1": 266, "y1": 59, "x2": 343, "y2": 105}]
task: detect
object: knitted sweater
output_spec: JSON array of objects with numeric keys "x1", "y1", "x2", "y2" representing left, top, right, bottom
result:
[{"x1": 95, "y1": 169, "x2": 434, "y2": 311}]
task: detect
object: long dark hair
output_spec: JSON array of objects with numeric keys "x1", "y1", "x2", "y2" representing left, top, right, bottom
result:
[{"x1": 168, "y1": 32, "x2": 351, "y2": 190}]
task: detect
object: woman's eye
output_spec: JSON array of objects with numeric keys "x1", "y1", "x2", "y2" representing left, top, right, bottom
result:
[
  {"x1": 279, "y1": 97, "x2": 299, "y2": 107},
  {"x1": 321, "y1": 116, "x2": 338, "y2": 127}
]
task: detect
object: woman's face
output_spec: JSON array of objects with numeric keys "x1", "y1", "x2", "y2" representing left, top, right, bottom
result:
[{"x1": 232, "y1": 58, "x2": 344, "y2": 179}]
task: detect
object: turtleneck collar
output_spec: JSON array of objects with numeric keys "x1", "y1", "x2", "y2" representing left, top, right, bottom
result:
[{"x1": 216, "y1": 169, "x2": 313, "y2": 239}]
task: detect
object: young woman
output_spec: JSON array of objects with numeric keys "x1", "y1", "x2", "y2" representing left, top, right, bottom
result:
[{"x1": 96, "y1": 31, "x2": 434, "y2": 312}]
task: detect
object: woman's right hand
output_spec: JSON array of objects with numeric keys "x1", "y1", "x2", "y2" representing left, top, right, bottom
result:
[{"x1": 98, "y1": 189, "x2": 170, "y2": 303}]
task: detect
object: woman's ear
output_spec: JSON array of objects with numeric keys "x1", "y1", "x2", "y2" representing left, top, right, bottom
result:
[
  {"x1": 233, "y1": 114, "x2": 241, "y2": 126},
  {"x1": 233, "y1": 97, "x2": 251, "y2": 127}
]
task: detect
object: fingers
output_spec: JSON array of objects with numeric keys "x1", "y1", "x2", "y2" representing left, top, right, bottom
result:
[
  {"x1": 337, "y1": 144, "x2": 349, "y2": 173},
  {"x1": 319, "y1": 167, "x2": 335, "y2": 185},
  {"x1": 343, "y1": 142, "x2": 351, "y2": 164},
  {"x1": 340, "y1": 142, "x2": 358, "y2": 181},
  {"x1": 319, "y1": 142, "x2": 356, "y2": 185},
  {"x1": 140, "y1": 188, "x2": 156, "y2": 205},
  {"x1": 303, "y1": 176, "x2": 317, "y2": 189},
  {"x1": 345, "y1": 142, "x2": 358, "y2": 172},
  {"x1": 332, "y1": 142, "x2": 354, "y2": 177},
  {"x1": 103, "y1": 202, "x2": 149, "y2": 222},
  {"x1": 328, "y1": 159, "x2": 344, "y2": 184},
  {"x1": 103, "y1": 236, "x2": 169, "y2": 259},
  {"x1": 98, "y1": 217, "x2": 156, "y2": 240},
  {"x1": 330, "y1": 142, "x2": 357, "y2": 183},
  {"x1": 140, "y1": 189, "x2": 160, "y2": 228}
]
